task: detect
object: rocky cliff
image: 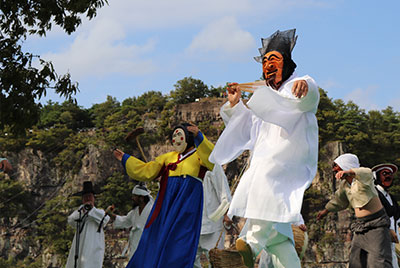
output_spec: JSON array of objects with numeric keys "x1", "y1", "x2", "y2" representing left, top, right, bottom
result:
[{"x1": 1, "y1": 97, "x2": 353, "y2": 267}]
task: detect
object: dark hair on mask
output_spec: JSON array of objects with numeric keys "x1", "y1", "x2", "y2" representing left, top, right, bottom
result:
[{"x1": 171, "y1": 123, "x2": 195, "y2": 150}]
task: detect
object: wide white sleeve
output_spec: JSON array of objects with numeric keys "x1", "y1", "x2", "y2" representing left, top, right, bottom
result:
[
  {"x1": 209, "y1": 100, "x2": 260, "y2": 165},
  {"x1": 67, "y1": 209, "x2": 81, "y2": 228},
  {"x1": 113, "y1": 210, "x2": 135, "y2": 229},
  {"x1": 207, "y1": 165, "x2": 232, "y2": 221},
  {"x1": 87, "y1": 207, "x2": 109, "y2": 225},
  {"x1": 247, "y1": 76, "x2": 319, "y2": 134}
]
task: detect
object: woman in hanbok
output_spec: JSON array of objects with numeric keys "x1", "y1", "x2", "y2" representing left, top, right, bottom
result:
[{"x1": 113, "y1": 123, "x2": 214, "y2": 268}]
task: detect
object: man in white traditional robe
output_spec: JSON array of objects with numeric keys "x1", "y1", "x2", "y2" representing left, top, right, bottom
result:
[
  {"x1": 66, "y1": 181, "x2": 110, "y2": 268},
  {"x1": 209, "y1": 29, "x2": 319, "y2": 268},
  {"x1": 106, "y1": 185, "x2": 154, "y2": 260},
  {"x1": 194, "y1": 164, "x2": 232, "y2": 268}
]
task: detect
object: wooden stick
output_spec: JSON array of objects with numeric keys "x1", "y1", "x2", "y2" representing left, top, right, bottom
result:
[
  {"x1": 239, "y1": 81, "x2": 266, "y2": 86},
  {"x1": 136, "y1": 136, "x2": 148, "y2": 162},
  {"x1": 236, "y1": 80, "x2": 266, "y2": 93},
  {"x1": 237, "y1": 86, "x2": 254, "y2": 93}
]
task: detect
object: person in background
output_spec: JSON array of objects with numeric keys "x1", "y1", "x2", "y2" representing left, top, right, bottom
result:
[
  {"x1": 373, "y1": 163, "x2": 400, "y2": 267},
  {"x1": 65, "y1": 181, "x2": 109, "y2": 268},
  {"x1": 194, "y1": 164, "x2": 232, "y2": 268},
  {"x1": 317, "y1": 153, "x2": 392, "y2": 267},
  {"x1": 113, "y1": 123, "x2": 214, "y2": 268},
  {"x1": 106, "y1": 184, "x2": 154, "y2": 259}
]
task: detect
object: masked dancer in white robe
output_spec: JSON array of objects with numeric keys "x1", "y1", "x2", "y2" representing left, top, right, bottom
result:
[
  {"x1": 66, "y1": 181, "x2": 110, "y2": 268},
  {"x1": 194, "y1": 164, "x2": 232, "y2": 268},
  {"x1": 209, "y1": 29, "x2": 319, "y2": 268},
  {"x1": 106, "y1": 185, "x2": 154, "y2": 260}
]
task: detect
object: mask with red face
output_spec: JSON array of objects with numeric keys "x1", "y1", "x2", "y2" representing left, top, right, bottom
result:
[
  {"x1": 254, "y1": 29, "x2": 298, "y2": 88},
  {"x1": 262, "y1": 51, "x2": 284, "y2": 90},
  {"x1": 378, "y1": 168, "x2": 394, "y2": 189}
]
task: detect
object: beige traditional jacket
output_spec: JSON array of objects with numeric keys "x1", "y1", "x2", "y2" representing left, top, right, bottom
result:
[{"x1": 326, "y1": 167, "x2": 378, "y2": 212}]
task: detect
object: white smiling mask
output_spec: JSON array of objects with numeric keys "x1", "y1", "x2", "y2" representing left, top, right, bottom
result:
[{"x1": 172, "y1": 128, "x2": 187, "y2": 153}]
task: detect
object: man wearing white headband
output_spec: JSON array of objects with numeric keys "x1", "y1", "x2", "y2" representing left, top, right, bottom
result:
[
  {"x1": 106, "y1": 185, "x2": 154, "y2": 259},
  {"x1": 373, "y1": 163, "x2": 400, "y2": 267},
  {"x1": 317, "y1": 153, "x2": 392, "y2": 267}
]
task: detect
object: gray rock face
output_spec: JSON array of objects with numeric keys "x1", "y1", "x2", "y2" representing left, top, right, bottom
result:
[{"x1": 1, "y1": 98, "x2": 354, "y2": 267}]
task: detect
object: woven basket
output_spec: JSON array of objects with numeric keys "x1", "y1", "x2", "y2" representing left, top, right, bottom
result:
[
  {"x1": 209, "y1": 247, "x2": 247, "y2": 268},
  {"x1": 395, "y1": 243, "x2": 400, "y2": 264},
  {"x1": 292, "y1": 225, "x2": 309, "y2": 259}
]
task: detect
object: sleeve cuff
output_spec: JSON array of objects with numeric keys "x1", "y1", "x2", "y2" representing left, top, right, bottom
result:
[
  {"x1": 325, "y1": 203, "x2": 335, "y2": 212},
  {"x1": 194, "y1": 132, "x2": 204, "y2": 147},
  {"x1": 121, "y1": 153, "x2": 131, "y2": 170}
]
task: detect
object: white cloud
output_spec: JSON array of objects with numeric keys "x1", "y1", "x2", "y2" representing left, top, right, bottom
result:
[
  {"x1": 388, "y1": 98, "x2": 400, "y2": 112},
  {"x1": 186, "y1": 17, "x2": 255, "y2": 60},
  {"x1": 29, "y1": 0, "x2": 335, "y2": 86},
  {"x1": 96, "y1": 0, "x2": 253, "y2": 30},
  {"x1": 42, "y1": 18, "x2": 157, "y2": 78},
  {"x1": 343, "y1": 86, "x2": 380, "y2": 110},
  {"x1": 319, "y1": 79, "x2": 339, "y2": 90},
  {"x1": 92, "y1": 0, "x2": 328, "y2": 32}
]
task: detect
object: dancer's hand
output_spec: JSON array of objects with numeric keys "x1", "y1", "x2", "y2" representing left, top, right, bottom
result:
[
  {"x1": 298, "y1": 224, "x2": 307, "y2": 232},
  {"x1": 223, "y1": 215, "x2": 233, "y2": 230},
  {"x1": 187, "y1": 125, "x2": 199, "y2": 137},
  {"x1": 292, "y1": 80, "x2": 308, "y2": 98},
  {"x1": 105, "y1": 205, "x2": 116, "y2": 220},
  {"x1": 113, "y1": 148, "x2": 124, "y2": 161},
  {"x1": 105, "y1": 205, "x2": 114, "y2": 215},
  {"x1": 335, "y1": 170, "x2": 355, "y2": 180},
  {"x1": 227, "y1": 83, "x2": 241, "y2": 107},
  {"x1": 316, "y1": 209, "x2": 328, "y2": 221}
]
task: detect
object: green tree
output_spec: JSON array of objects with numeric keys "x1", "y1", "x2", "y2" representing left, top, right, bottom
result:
[
  {"x1": 0, "y1": 0, "x2": 108, "y2": 134},
  {"x1": 170, "y1": 77, "x2": 209, "y2": 104},
  {"x1": 26, "y1": 124, "x2": 73, "y2": 152},
  {"x1": 96, "y1": 173, "x2": 136, "y2": 215},
  {"x1": 36, "y1": 195, "x2": 79, "y2": 264},
  {"x1": 0, "y1": 178, "x2": 31, "y2": 223},
  {"x1": 207, "y1": 85, "x2": 226, "y2": 98},
  {"x1": 38, "y1": 100, "x2": 93, "y2": 130},
  {"x1": 316, "y1": 88, "x2": 340, "y2": 146},
  {"x1": 90, "y1": 96, "x2": 120, "y2": 128}
]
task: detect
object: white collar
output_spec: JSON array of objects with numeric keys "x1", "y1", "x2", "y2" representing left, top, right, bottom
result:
[
  {"x1": 277, "y1": 72, "x2": 298, "y2": 92},
  {"x1": 376, "y1": 184, "x2": 389, "y2": 195},
  {"x1": 179, "y1": 148, "x2": 196, "y2": 161}
]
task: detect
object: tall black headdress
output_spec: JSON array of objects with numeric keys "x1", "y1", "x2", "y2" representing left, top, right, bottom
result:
[
  {"x1": 73, "y1": 181, "x2": 101, "y2": 196},
  {"x1": 254, "y1": 29, "x2": 298, "y2": 83}
]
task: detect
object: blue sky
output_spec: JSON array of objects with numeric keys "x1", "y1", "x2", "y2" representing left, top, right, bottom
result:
[{"x1": 24, "y1": 0, "x2": 400, "y2": 111}]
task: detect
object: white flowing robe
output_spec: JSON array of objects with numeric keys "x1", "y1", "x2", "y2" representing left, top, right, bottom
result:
[
  {"x1": 113, "y1": 199, "x2": 154, "y2": 259},
  {"x1": 194, "y1": 165, "x2": 232, "y2": 268},
  {"x1": 209, "y1": 73, "x2": 319, "y2": 224},
  {"x1": 200, "y1": 164, "x2": 232, "y2": 237},
  {"x1": 66, "y1": 206, "x2": 110, "y2": 268}
]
